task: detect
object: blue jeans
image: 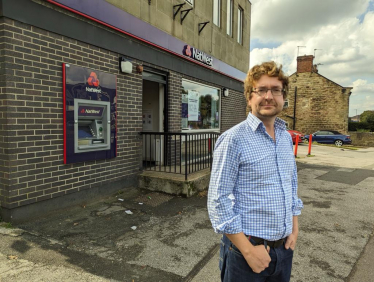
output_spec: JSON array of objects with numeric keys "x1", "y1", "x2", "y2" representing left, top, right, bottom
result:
[{"x1": 219, "y1": 234, "x2": 294, "y2": 282}]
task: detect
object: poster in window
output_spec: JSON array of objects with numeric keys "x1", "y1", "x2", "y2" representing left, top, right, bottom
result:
[{"x1": 188, "y1": 90, "x2": 199, "y2": 121}]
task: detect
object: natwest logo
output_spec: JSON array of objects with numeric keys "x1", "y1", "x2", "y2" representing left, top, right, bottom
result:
[
  {"x1": 183, "y1": 45, "x2": 213, "y2": 67},
  {"x1": 87, "y1": 72, "x2": 100, "y2": 87},
  {"x1": 81, "y1": 108, "x2": 100, "y2": 114},
  {"x1": 78, "y1": 106, "x2": 103, "y2": 116},
  {"x1": 86, "y1": 71, "x2": 102, "y2": 93}
]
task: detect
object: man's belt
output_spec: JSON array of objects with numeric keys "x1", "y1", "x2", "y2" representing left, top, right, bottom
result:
[{"x1": 247, "y1": 235, "x2": 285, "y2": 248}]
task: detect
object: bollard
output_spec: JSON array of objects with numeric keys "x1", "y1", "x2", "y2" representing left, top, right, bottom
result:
[
  {"x1": 294, "y1": 135, "x2": 299, "y2": 157},
  {"x1": 307, "y1": 134, "x2": 313, "y2": 155}
]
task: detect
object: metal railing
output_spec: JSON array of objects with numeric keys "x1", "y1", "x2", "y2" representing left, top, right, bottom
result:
[{"x1": 140, "y1": 132, "x2": 220, "y2": 180}]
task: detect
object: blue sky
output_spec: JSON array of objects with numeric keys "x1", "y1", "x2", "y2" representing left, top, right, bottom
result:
[{"x1": 249, "y1": 0, "x2": 374, "y2": 117}]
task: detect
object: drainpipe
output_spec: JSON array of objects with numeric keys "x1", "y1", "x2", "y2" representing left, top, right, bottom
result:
[{"x1": 293, "y1": 86, "x2": 297, "y2": 130}]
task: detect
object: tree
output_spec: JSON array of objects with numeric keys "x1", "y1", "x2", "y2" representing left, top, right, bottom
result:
[{"x1": 360, "y1": 110, "x2": 374, "y2": 123}]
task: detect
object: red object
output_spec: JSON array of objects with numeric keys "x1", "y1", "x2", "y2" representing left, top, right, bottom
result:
[
  {"x1": 63, "y1": 63, "x2": 66, "y2": 164},
  {"x1": 208, "y1": 138, "x2": 211, "y2": 153},
  {"x1": 287, "y1": 130, "x2": 304, "y2": 144},
  {"x1": 308, "y1": 134, "x2": 313, "y2": 155},
  {"x1": 294, "y1": 135, "x2": 299, "y2": 157},
  {"x1": 87, "y1": 72, "x2": 100, "y2": 87}
]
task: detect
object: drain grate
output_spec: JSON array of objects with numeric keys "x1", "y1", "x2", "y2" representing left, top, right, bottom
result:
[{"x1": 135, "y1": 192, "x2": 173, "y2": 207}]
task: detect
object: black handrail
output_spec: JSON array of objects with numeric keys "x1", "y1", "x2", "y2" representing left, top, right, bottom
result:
[{"x1": 140, "y1": 132, "x2": 220, "y2": 180}]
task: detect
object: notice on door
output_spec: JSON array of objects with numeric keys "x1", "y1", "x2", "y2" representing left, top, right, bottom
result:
[
  {"x1": 143, "y1": 110, "x2": 153, "y2": 131},
  {"x1": 188, "y1": 90, "x2": 199, "y2": 121}
]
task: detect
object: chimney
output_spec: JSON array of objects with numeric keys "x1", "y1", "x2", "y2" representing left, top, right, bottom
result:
[{"x1": 297, "y1": 55, "x2": 314, "y2": 73}]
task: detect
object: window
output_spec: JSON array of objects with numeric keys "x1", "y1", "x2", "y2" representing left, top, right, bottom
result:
[
  {"x1": 283, "y1": 99, "x2": 289, "y2": 108},
  {"x1": 237, "y1": 6, "x2": 243, "y2": 44},
  {"x1": 185, "y1": 0, "x2": 193, "y2": 6},
  {"x1": 181, "y1": 80, "x2": 220, "y2": 131},
  {"x1": 226, "y1": 0, "x2": 233, "y2": 36},
  {"x1": 213, "y1": 0, "x2": 221, "y2": 27}
]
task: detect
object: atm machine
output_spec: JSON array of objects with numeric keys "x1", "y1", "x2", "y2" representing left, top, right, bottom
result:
[
  {"x1": 63, "y1": 64, "x2": 117, "y2": 164},
  {"x1": 74, "y1": 99, "x2": 111, "y2": 153}
]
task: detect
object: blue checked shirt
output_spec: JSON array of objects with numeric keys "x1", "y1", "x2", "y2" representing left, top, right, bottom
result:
[{"x1": 208, "y1": 113, "x2": 303, "y2": 241}]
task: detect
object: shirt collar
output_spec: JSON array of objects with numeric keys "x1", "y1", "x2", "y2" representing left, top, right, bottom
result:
[{"x1": 246, "y1": 112, "x2": 287, "y2": 131}]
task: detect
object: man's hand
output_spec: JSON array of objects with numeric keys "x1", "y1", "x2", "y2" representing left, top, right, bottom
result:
[
  {"x1": 285, "y1": 232, "x2": 298, "y2": 250},
  {"x1": 243, "y1": 245, "x2": 271, "y2": 273},
  {"x1": 285, "y1": 216, "x2": 299, "y2": 250}
]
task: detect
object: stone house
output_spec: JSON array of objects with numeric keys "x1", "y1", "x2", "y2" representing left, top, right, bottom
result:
[{"x1": 279, "y1": 55, "x2": 352, "y2": 135}]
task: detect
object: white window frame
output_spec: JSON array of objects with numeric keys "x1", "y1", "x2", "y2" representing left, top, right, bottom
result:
[
  {"x1": 283, "y1": 99, "x2": 289, "y2": 108},
  {"x1": 226, "y1": 0, "x2": 233, "y2": 36},
  {"x1": 181, "y1": 79, "x2": 221, "y2": 133},
  {"x1": 237, "y1": 5, "x2": 243, "y2": 44},
  {"x1": 213, "y1": 0, "x2": 221, "y2": 27}
]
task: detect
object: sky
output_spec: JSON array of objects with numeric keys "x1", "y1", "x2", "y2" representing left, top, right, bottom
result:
[{"x1": 249, "y1": 0, "x2": 374, "y2": 117}]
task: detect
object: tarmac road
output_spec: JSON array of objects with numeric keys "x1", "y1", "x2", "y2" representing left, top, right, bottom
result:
[{"x1": 0, "y1": 144, "x2": 374, "y2": 282}]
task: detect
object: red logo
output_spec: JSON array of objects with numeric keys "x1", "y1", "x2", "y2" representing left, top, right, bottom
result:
[
  {"x1": 87, "y1": 72, "x2": 100, "y2": 87},
  {"x1": 185, "y1": 45, "x2": 192, "y2": 57},
  {"x1": 81, "y1": 108, "x2": 85, "y2": 114}
]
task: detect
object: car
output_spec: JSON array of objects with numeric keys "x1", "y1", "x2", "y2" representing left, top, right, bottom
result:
[
  {"x1": 304, "y1": 130, "x2": 352, "y2": 146},
  {"x1": 287, "y1": 130, "x2": 304, "y2": 144}
]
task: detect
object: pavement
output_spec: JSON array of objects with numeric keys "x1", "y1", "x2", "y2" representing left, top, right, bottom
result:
[{"x1": 1, "y1": 143, "x2": 374, "y2": 282}]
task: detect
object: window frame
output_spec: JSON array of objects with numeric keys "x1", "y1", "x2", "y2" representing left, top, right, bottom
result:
[
  {"x1": 283, "y1": 99, "x2": 289, "y2": 108},
  {"x1": 226, "y1": 0, "x2": 233, "y2": 36},
  {"x1": 237, "y1": 5, "x2": 243, "y2": 44},
  {"x1": 213, "y1": 0, "x2": 221, "y2": 27},
  {"x1": 181, "y1": 79, "x2": 221, "y2": 133}
]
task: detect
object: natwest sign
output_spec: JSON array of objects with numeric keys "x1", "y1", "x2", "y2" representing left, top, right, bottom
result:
[
  {"x1": 78, "y1": 106, "x2": 104, "y2": 117},
  {"x1": 183, "y1": 45, "x2": 213, "y2": 67}
]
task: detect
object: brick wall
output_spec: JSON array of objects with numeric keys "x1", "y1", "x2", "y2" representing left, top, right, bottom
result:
[
  {"x1": 0, "y1": 17, "x2": 142, "y2": 210},
  {"x1": 297, "y1": 55, "x2": 314, "y2": 73},
  {"x1": 0, "y1": 11, "x2": 246, "y2": 214},
  {"x1": 280, "y1": 72, "x2": 350, "y2": 134},
  {"x1": 221, "y1": 89, "x2": 247, "y2": 132}
]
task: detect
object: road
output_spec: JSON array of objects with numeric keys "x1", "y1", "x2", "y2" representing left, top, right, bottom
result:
[{"x1": 0, "y1": 144, "x2": 374, "y2": 282}]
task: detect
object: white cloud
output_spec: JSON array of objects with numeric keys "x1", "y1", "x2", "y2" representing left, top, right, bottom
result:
[
  {"x1": 249, "y1": 1, "x2": 374, "y2": 116},
  {"x1": 250, "y1": 0, "x2": 369, "y2": 42}
]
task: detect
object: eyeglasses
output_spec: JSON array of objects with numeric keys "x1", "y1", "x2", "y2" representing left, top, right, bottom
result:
[{"x1": 251, "y1": 88, "x2": 285, "y2": 97}]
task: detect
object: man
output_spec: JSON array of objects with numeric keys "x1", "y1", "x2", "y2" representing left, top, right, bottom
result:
[{"x1": 207, "y1": 61, "x2": 303, "y2": 282}]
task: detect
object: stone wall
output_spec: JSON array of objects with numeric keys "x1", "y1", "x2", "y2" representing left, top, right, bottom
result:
[
  {"x1": 348, "y1": 132, "x2": 374, "y2": 147},
  {"x1": 106, "y1": 0, "x2": 251, "y2": 73},
  {"x1": 279, "y1": 72, "x2": 351, "y2": 135}
]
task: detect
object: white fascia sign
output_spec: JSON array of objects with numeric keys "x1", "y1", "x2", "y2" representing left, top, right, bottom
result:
[{"x1": 183, "y1": 45, "x2": 213, "y2": 67}]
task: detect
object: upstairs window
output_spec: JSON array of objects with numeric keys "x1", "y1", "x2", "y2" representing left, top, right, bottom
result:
[
  {"x1": 213, "y1": 0, "x2": 221, "y2": 27},
  {"x1": 237, "y1": 6, "x2": 243, "y2": 44},
  {"x1": 226, "y1": 0, "x2": 233, "y2": 36}
]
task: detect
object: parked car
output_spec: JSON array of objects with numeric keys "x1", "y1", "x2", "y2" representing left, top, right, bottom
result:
[
  {"x1": 304, "y1": 130, "x2": 351, "y2": 146},
  {"x1": 287, "y1": 130, "x2": 304, "y2": 144}
]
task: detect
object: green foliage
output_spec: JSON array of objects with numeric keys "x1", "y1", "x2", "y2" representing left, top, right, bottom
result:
[
  {"x1": 348, "y1": 122, "x2": 374, "y2": 132},
  {"x1": 360, "y1": 111, "x2": 374, "y2": 123}
]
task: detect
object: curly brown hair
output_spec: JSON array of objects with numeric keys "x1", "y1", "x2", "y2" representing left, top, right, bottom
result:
[{"x1": 244, "y1": 61, "x2": 289, "y2": 104}]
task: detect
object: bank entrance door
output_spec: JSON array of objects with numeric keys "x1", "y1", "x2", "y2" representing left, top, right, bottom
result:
[{"x1": 142, "y1": 70, "x2": 167, "y2": 167}]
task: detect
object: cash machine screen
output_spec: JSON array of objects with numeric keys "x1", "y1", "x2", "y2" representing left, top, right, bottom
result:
[{"x1": 78, "y1": 126, "x2": 93, "y2": 138}]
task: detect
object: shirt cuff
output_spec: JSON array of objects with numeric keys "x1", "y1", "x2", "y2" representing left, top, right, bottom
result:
[
  {"x1": 215, "y1": 214, "x2": 242, "y2": 234},
  {"x1": 292, "y1": 198, "x2": 303, "y2": 216}
]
